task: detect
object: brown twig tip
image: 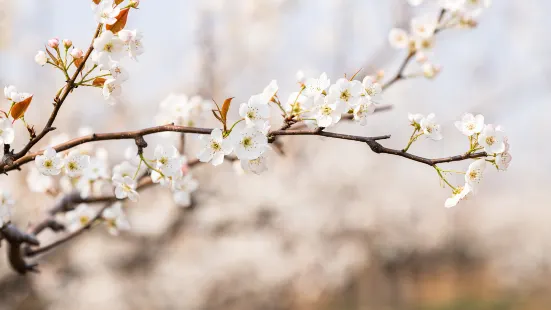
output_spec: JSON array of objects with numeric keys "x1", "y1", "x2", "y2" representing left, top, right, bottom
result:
[{"x1": 134, "y1": 136, "x2": 148, "y2": 154}]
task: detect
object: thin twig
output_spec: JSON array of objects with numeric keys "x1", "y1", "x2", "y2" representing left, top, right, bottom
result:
[{"x1": 25, "y1": 204, "x2": 110, "y2": 257}]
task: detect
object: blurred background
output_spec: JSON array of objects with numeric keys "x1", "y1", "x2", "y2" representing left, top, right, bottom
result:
[{"x1": 0, "y1": 0, "x2": 549, "y2": 309}]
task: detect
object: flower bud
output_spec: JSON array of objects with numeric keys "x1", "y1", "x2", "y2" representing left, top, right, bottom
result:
[
  {"x1": 296, "y1": 70, "x2": 305, "y2": 84},
  {"x1": 70, "y1": 48, "x2": 84, "y2": 59},
  {"x1": 35, "y1": 51, "x2": 48, "y2": 66},
  {"x1": 423, "y1": 63, "x2": 442, "y2": 79},
  {"x1": 63, "y1": 39, "x2": 73, "y2": 49},
  {"x1": 129, "y1": 0, "x2": 140, "y2": 8},
  {"x1": 48, "y1": 38, "x2": 59, "y2": 49}
]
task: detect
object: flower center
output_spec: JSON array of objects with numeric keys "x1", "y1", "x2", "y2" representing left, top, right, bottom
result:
[
  {"x1": 80, "y1": 216, "x2": 90, "y2": 226},
  {"x1": 485, "y1": 136, "x2": 495, "y2": 145},
  {"x1": 104, "y1": 42, "x2": 113, "y2": 52},
  {"x1": 44, "y1": 159, "x2": 53, "y2": 168},
  {"x1": 159, "y1": 157, "x2": 168, "y2": 165},
  {"x1": 340, "y1": 90, "x2": 351, "y2": 101},
  {"x1": 247, "y1": 111, "x2": 256, "y2": 119},
  {"x1": 68, "y1": 161, "x2": 78, "y2": 171},
  {"x1": 421, "y1": 39, "x2": 432, "y2": 49},
  {"x1": 321, "y1": 106, "x2": 332, "y2": 116},
  {"x1": 466, "y1": 123, "x2": 475, "y2": 130},
  {"x1": 211, "y1": 141, "x2": 221, "y2": 151},
  {"x1": 426, "y1": 125, "x2": 434, "y2": 133},
  {"x1": 242, "y1": 137, "x2": 252, "y2": 148}
]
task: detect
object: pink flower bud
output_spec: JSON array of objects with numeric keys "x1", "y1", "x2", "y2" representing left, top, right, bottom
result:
[
  {"x1": 70, "y1": 48, "x2": 84, "y2": 59},
  {"x1": 129, "y1": 0, "x2": 140, "y2": 8},
  {"x1": 48, "y1": 38, "x2": 59, "y2": 49},
  {"x1": 63, "y1": 39, "x2": 73, "y2": 49}
]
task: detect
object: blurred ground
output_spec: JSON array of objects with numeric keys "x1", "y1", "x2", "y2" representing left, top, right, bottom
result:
[{"x1": 0, "y1": 0, "x2": 550, "y2": 309}]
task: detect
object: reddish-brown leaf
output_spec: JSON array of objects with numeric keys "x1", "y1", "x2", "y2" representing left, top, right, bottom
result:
[
  {"x1": 10, "y1": 95, "x2": 33, "y2": 120},
  {"x1": 92, "y1": 0, "x2": 101, "y2": 4},
  {"x1": 106, "y1": 8, "x2": 130, "y2": 34},
  {"x1": 92, "y1": 77, "x2": 107, "y2": 87},
  {"x1": 115, "y1": 0, "x2": 124, "y2": 4},
  {"x1": 220, "y1": 97, "x2": 234, "y2": 123},
  {"x1": 73, "y1": 57, "x2": 84, "y2": 69},
  {"x1": 211, "y1": 110, "x2": 223, "y2": 123},
  {"x1": 45, "y1": 46, "x2": 58, "y2": 65}
]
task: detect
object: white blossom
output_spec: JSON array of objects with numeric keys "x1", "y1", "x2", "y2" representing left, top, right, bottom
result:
[
  {"x1": 0, "y1": 191, "x2": 14, "y2": 228},
  {"x1": 65, "y1": 204, "x2": 96, "y2": 232},
  {"x1": 92, "y1": 31, "x2": 124, "y2": 68},
  {"x1": 328, "y1": 78, "x2": 363, "y2": 108},
  {"x1": 64, "y1": 150, "x2": 91, "y2": 177},
  {"x1": 102, "y1": 202, "x2": 130, "y2": 235},
  {"x1": 444, "y1": 184, "x2": 472, "y2": 208},
  {"x1": 388, "y1": 28, "x2": 410, "y2": 49},
  {"x1": 352, "y1": 97, "x2": 376, "y2": 126},
  {"x1": 420, "y1": 113, "x2": 443, "y2": 140},
  {"x1": 411, "y1": 15, "x2": 437, "y2": 39},
  {"x1": 311, "y1": 95, "x2": 345, "y2": 128},
  {"x1": 11, "y1": 92, "x2": 32, "y2": 104},
  {"x1": 0, "y1": 118, "x2": 15, "y2": 144},
  {"x1": 362, "y1": 76, "x2": 383, "y2": 101},
  {"x1": 109, "y1": 62, "x2": 129, "y2": 82},
  {"x1": 197, "y1": 128, "x2": 233, "y2": 166},
  {"x1": 454, "y1": 113, "x2": 484, "y2": 136},
  {"x1": 240, "y1": 153, "x2": 269, "y2": 175},
  {"x1": 118, "y1": 30, "x2": 144, "y2": 60},
  {"x1": 35, "y1": 51, "x2": 48, "y2": 66},
  {"x1": 102, "y1": 78, "x2": 123, "y2": 105},
  {"x1": 408, "y1": 113, "x2": 424, "y2": 126},
  {"x1": 27, "y1": 166, "x2": 54, "y2": 193},
  {"x1": 112, "y1": 175, "x2": 139, "y2": 202},
  {"x1": 261, "y1": 80, "x2": 278, "y2": 102},
  {"x1": 35, "y1": 147, "x2": 64, "y2": 176},
  {"x1": 232, "y1": 127, "x2": 269, "y2": 160},
  {"x1": 3, "y1": 85, "x2": 17, "y2": 101},
  {"x1": 303, "y1": 73, "x2": 330, "y2": 97},
  {"x1": 495, "y1": 138, "x2": 512, "y2": 171},
  {"x1": 154, "y1": 145, "x2": 182, "y2": 177},
  {"x1": 478, "y1": 124, "x2": 506, "y2": 154},
  {"x1": 93, "y1": 0, "x2": 121, "y2": 25},
  {"x1": 171, "y1": 174, "x2": 199, "y2": 207},
  {"x1": 156, "y1": 94, "x2": 213, "y2": 127},
  {"x1": 82, "y1": 157, "x2": 110, "y2": 181},
  {"x1": 113, "y1": 161, "x2": 138, "y2": 179},
  {"x1": 239, "y1": 95, "x2": 271, "y2": 128},
  {"x1": 465, "y1": 159, "x2": 486, "y2": 191}
]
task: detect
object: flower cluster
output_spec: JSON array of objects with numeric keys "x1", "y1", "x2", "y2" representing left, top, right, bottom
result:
[
  {"x1": 34, "y1": 0, "x2": 143, "y2": 106},
  {"x1": 155, "y1": 94, "x2": 214, "y2": 127},
  {"x1": 110, "y1": 144, "x2": 199, "y2": 208},
  {"x1": 389, "y1": 1, "x2": 490, "y2": 79},
  {"x1": 405, "y1": 112, "x2": 511, "y2": 208}
]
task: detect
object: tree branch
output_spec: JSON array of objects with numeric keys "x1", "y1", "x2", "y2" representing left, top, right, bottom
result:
[
  {"x1": 0, "y1": 23, "x2": 103, "y2": 172},
  {"x1": 25, "y1": 204, "x2": 110, "y2": 258},
  {"x1": 381, "y1": 9, "x2": 447, "y2": 91}
]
